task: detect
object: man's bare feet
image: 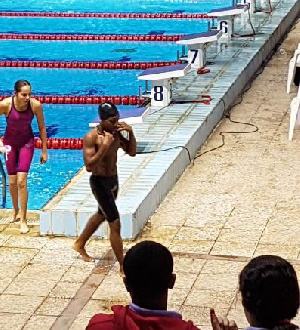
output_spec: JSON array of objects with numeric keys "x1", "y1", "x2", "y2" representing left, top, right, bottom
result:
[
  {"x1": 11, "y1": 209, "x2": 20, "y2": 223},
  {"x1": 20, "y1": 221, "x2": 29, "y2": 234},
  {"x1": 72, "y1": 242, "x2": 94, "y2": 262}
]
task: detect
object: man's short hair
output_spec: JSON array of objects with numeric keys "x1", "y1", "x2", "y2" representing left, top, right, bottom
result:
[
  {"x1": 98, "y1": 101, "x2": 119, "y2": 121},
  {"x1": 239, "y1": 255, "x2": 299, "y2": 328},
  {"x1": 123, "y1": 241, "x2": 173, "y2": 297}
]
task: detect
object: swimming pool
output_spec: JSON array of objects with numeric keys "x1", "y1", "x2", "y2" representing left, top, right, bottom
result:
[
  {"x1": 0, "y1": 41, "x2": 182, "y2": 62},
  {"x1": 0, "y1": 17, "x2": 210, "y2": 35},
  {"x1": 0, "y1": 0, "x2": 231, "y2": 14},
  {"x1": 0, "y1": 0, "x2": 232, "y2": 210}
]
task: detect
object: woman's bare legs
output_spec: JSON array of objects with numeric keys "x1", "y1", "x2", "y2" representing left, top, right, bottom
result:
[{"x1": 17, "y1": 172, "x2": 29, "y2": 234}]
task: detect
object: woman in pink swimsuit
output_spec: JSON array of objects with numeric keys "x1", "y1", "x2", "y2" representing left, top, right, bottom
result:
[{"x1": 0, "y1": 80, "x2": 48, "y2": 233}]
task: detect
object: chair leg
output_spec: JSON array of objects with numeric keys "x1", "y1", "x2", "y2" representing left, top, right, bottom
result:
[
  {"x1": 296, "y1": 110, "x2": 300, "y2": 125},
  {"x1": 289, "y1": 97, "x2": 299, "y2": 141},
  {"x1": 287, "y1": 59, "x2": 296, "y2": 94}
]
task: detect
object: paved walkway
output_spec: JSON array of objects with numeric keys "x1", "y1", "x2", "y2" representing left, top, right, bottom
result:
[{"x1": 0, "y1": 20, "x2": 299, "y2": 330}]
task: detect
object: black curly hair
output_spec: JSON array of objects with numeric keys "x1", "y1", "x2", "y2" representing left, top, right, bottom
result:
[
  {"x1": 123, "y1": 240, "x2": 173, "y2": 298},
  {"x1": 239, "y1": 255, "x2": 299, "y2": 330}
]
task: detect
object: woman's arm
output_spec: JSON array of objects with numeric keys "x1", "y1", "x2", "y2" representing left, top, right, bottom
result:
[
  {"x1": 0, "y1": 97, "x2": 11, "y2": 116},
  {"x1": 0, "y1": 98, "x2": 11, "y2": 147},
  {"x1": 33, "y1": 100, "x2": 48, "y2": 163}
]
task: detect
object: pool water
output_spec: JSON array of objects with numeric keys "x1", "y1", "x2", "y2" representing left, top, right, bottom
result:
[
  {"x1": 0, "y1": 17, "x2": 209, "y2": 35},
  {"x1": 0, "y1": 68, "x2": 142, "y2": 95},
  {"x1": 0, "y1": 41, "x2": 183, "y2": 62},
  {"x1": 0, "y1": 0, "x2": 232, "y2": 14},
  {"x1": 0, "y1": 0, "x2": 232, "y2": 209}
]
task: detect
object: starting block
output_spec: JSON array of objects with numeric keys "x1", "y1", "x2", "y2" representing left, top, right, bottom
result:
[
  {"x1": 89, "y1": 106, "x2": 149, "y2": 127},
  {"x1": 287, "y1": 44, "x2": 300, "y2": 94},
  {"x1": 239, "y1": 0, "x2": 256, "y2": 14},
  {"x1": 210, "y1": 6, "x2": 247, "y2": 42},
  {"x1": 138, "y1": 63, "x2": 191, "y2": 107},
  {"x1": 176, "y1": 30, "x2": 222, "y2": 69}
]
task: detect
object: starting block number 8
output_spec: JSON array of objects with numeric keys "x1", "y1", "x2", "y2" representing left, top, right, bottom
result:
[{"x1": 154, "y1": 86, "x2": 164, "y2": 101}]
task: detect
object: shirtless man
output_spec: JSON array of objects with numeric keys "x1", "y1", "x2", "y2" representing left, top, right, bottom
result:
[{"x1": 73, "y1": 101, "x2": 136, "y2": 273}]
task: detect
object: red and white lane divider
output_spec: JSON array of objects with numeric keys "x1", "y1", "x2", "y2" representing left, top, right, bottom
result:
[
  {"x1": 0, "y1": 12, "x2": 214, "y2": 19},
  {"x1": 0, "y1": 33, "x2": 182, "y2": 42},
  {"x1": 35, "y1": 137, "x2": 83, "y2": 149},
  {"x1": 0, "y1": 95, "x2": 144, "y2": 105},
  {"x1": 0, "y1": 60, "x2": 182, "y2": 70}
]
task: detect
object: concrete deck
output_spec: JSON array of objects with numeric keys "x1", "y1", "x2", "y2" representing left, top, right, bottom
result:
[
  {"x1": 40, "y1": 0, "x2": 300, "y2": 239},
  {"x1": 0, "y1": 2, "x2": 299, "y2": 330},
  {"x1": 0, "y1": 13, "x2": 299, "y2": 330}
]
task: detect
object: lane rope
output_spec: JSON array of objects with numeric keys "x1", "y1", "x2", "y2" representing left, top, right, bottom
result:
[
  {"x1": 0, "y1": 95, "x2": 144, "y2": 105},
  {"x1": 0, "y1": 12, "x2": 215, "y2": 19},
  {"x1": 35, "y1": 137, "x2": 83, "y2": 149},
  {"x1": 0, "y1": 60, "x2": 182, "y2": 70},
  {"x1": 0, "y1": 33, "x2": 183, "y2": 42}
]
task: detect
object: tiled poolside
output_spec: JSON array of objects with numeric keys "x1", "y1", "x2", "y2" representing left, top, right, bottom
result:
[
  {"x1": 0, "y1": 17, "x2": 300, "y2": 328},
  {"x1": 0, "y1": 0, "x2": 299, "y2": 329}
]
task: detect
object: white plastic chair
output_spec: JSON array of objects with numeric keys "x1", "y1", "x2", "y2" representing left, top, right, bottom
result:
[
  {"x1": 287, "y1": 44, "x2": 300, "y2": 94},
  {"x1": 288, "y1": 88, "x2": 300, "y2": 141}
]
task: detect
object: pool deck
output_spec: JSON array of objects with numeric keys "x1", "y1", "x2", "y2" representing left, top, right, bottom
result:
[
  {"x1": 38, "y1": 0, "x2": 300, "y2": 239},
  {"x1": 0, "y1": 1, "x2": 300, "y2": 329},
  {"x1": 0, "y1": 15, "x2": 299, "y2": 330}
]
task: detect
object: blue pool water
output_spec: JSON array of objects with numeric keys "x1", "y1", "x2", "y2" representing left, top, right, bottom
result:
[
  {"x1": 0, "y1": 41, "x2": 182, "y2": 62},
  {"x1": 0, "y1": 105, "x2": 133, "y2": 140},
  {"x1": 0, "y1": 105, "x2": 130, "y2": 209},
  {"x1": 0, "y1": 68, "x2": 142, "y2": 95},
  {"x1": 0, "y1": 0, "x2": 232, "y2": 210},
  {"x1": 0, "y1": 0, "x2": 232, "y2": 14},
  {"x1": 0, "y1": 17, "x2": 209, "y2": 35}
]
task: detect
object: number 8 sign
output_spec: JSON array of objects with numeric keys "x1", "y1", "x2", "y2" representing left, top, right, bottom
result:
[{"x1": 154, "y1": 86, "x2": 164, "y2": 102}]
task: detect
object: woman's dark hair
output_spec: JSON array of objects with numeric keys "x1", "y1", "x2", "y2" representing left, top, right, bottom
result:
[
  {"x1": 14, "y1": 80, "x2": 31, "y2": 93},
  {"x1": 123, "y1": 240, "x2": 173, "y2": 298},
  {"x1": 239, "y1": 255, "x2": 299, "y2": 330}
]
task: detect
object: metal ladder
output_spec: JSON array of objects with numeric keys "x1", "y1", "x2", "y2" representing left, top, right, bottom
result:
[{"x1": 0, "y1": 156, "x2": 6, "y2": 207}]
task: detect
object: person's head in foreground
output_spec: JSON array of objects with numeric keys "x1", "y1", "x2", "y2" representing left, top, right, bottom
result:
[
  {"x1": 98, "y1": 101, "x2": 120, "y2": 134},
  {"x1": 239, "y1": 255, "x2": 299, "y2": 330},
  {"x1": 86, "y1": 240, "x2": 199, "y2": 329},
  {"x1": 123, "y1": 240, "x2": 176, "y2": 310}
]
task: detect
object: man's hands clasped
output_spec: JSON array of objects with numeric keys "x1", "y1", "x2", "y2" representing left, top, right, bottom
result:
[{"x1": 117, "y1": 122, "x2": 133, "y2": 134}]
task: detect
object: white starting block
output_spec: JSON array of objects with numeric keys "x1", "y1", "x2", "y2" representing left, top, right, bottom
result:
[
  {"x1": 287, "y1": 44, "x2": 300, "y2": 94},
  {"x1": 176, "y1": 31, "x2": 222, "y2": 69},
  {"x1": 89, "y1": 106, "x2": 150, "y2": 127},
  {"x1": 138, "y1": 63, "x2": 191, "y2": 107},
  {"x1": 289, "y1": 88, "x2": 300, "y2": 141},
  {"x1": 239, "y1": 0, "x2": 256, "y2": 14},
  {"x1": 210, "y1": 6, "x2": 247, "y2": 42}
]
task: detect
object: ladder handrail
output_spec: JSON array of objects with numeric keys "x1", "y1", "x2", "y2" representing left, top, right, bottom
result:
[{"x1": 0, "y1": 156, "x2": 6, "y2": 207}]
